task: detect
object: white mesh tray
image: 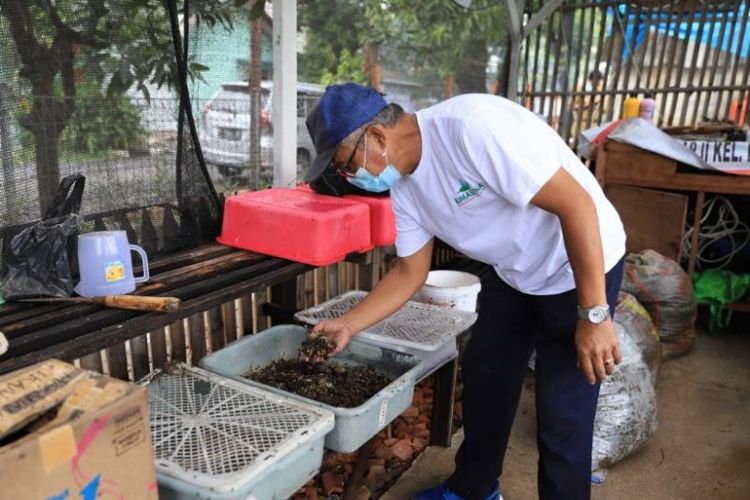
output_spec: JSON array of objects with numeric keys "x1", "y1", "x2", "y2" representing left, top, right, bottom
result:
[
  {"x1": 142, "y1": 364, "x2": 334, "y2": 498},
  {"x1": 295, "y1": 290, "x2": 478, "y2": 351}
]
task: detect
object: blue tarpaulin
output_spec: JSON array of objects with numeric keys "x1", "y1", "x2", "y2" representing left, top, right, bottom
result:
[{"x1": 614, "y1": 2, "x2": 749, "y2": 59}]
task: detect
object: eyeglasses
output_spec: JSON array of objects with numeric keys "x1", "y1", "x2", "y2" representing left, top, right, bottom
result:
[{"x1": 333, "y1": 131, "x2": 366, "y2": 178}]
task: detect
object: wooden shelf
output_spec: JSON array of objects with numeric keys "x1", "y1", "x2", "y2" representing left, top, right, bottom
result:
[
  {"x1": 596, "y1": 141, "x2": 750, "y2": 277},
  {"x1": 597, "y1": 142, "x2": 750, "y2": 196}
]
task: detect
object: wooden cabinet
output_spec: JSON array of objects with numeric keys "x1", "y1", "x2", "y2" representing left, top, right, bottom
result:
[{"x1": 595, "y1": 140, "x2": 750, "y2": 312}]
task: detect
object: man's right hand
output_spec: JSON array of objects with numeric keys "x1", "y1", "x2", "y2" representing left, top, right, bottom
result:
[
  {"x1": 306, "y1": 239, "x2": 435, "y2": 360},
  {"x1": 309, "y1": 318, "x2": 358, "y2": 355}
]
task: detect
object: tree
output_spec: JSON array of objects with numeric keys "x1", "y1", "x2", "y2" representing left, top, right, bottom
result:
[
  {"x1": 0, "y1": 0, "x2": 238, "y2": 214},
  {"x1": 299, "y1": 0, "x2": 507, "y2": 95},
  {"x1": 320, "y1": 49, "x2": 367, "y2": 86},
  {"x1": 248, "y1": 1, "x2": 264, "y2": 188},
  {"x1": 363, "y1": 0, "x2": 507, "y2": 94},
  {"x1": 298, "y1": 0, "x2": 363, "y2": 84}
]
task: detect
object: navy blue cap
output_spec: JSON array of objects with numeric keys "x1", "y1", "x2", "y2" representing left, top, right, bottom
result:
[{"x1": 304, "y1": 83, "x2": 387, "y2": 181}]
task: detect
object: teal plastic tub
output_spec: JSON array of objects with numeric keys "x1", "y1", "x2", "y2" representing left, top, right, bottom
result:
[
  {"x1": 200, "y1": 325, "x2": 422, "y2": 453},
  {"x1": 143, "y1": 364, "x2": 334, "y2": 499},
  {"x1": 295, "y1": 291, "x2": 477, "y2": 381}
]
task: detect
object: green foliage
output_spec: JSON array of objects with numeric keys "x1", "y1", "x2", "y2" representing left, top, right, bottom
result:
[
  {"x1": 61, "y1": 87, "x2": 144, "y2": 154},
  {"x1": 367, "y1": 0, "x2": 507, "y2": 91},
  {"x1": 0, "y1": 0, "x2": 244, "y2": 103},
  {"x1": 0, "y1": 17, "x2": 14, "y2": 72},
  {"x1": 299, "y1": 0, "x2": 507, "y2": 92},
  {"x1": 97, "y1": 1, "x2": 242, "y2": 99},
  {"x1": 298, "y1": 0, "x2": 362, "y2": 83},
  {"x1": 320, "y1": 49, "x2": 367, "y2": 86}
]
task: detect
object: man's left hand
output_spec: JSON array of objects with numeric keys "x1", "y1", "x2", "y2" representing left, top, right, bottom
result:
[{"x1": 575, "y1": 319, "x2": 621, "y2": 384}]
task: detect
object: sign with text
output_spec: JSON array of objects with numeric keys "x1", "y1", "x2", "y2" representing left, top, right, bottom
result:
[{"x1": 679, "y1": 140, "x2": 750, "y2": 174}]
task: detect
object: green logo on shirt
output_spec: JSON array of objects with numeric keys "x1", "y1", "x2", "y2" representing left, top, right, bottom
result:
[{"x1": 454, "y1": 181, "x2": 485, "y2": 206}]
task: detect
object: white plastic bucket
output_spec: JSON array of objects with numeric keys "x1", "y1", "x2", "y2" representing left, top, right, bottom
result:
[{"x1": 416, "y1": 270, "x2": 482, "y2": 312}]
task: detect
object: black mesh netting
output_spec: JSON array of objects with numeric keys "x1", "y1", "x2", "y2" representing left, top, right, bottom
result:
[{"x1": 0, "y1": 0, "x2": 223, "y2": 266}]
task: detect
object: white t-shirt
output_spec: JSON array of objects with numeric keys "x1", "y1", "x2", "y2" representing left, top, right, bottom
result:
[{"x1": 391, "y1": 94, "x2": 626, "y2": 295}]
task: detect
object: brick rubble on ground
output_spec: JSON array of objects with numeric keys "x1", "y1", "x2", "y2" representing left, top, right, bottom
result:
[{"x1": 291, "y1": 376, "x2": 465, "y2": 499}]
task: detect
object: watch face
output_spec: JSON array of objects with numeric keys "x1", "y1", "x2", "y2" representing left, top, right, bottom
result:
[{"x1": 589, "y1": 308, "x2": 608, "y2": 323}]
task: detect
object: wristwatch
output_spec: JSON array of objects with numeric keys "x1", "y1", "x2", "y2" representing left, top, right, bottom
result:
[{"x1": 577, "y1": 305, "x2": 610, "y2": 324}]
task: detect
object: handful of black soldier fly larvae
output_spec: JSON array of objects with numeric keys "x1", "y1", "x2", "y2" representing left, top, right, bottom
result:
[{"x1": 298, "y1": 335, "x2": 337, "y2": 362}]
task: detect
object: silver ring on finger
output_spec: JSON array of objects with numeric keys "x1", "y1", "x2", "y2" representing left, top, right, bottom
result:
[{"x1": 604, "y1": 360, "x2": 616, "y2": 376}]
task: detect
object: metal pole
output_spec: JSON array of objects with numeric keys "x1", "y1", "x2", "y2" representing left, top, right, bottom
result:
[
  {"x1": 506, "y1": 0, "x2": 523, "y2": 42},
  {"x1": 539, "y1": 8, "x2": 555, "y2": 121},
  {"x1": 249, "y1": 12, "x2": 263, "y2": 189},
  {"x1": 507, "y1": 38, "x2": 521, "y2": 102},
  {"x1": 272, "y1": 0, "x2": 297, "y2": 188},
  {"x1": 530, "y1": 1, "x2": 544, "y2": 113},
  {"x1": 524, "y1": 0, "x2": 565, "y2": 36},
  {"x1": 505, "y1": 0, "x2": 524, "y2": 102},
  {"x1": 520, "y1": 8, "x2": 532, "y2": 105}
]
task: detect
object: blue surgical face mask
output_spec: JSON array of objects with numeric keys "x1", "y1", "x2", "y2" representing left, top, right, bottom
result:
[{"x1": 347, "y1": 135, "x2": 402, "y2": 193}]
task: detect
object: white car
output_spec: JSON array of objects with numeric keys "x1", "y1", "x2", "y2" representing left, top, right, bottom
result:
[{"x1": 199, "y1": 81, "x2": 323, "y2": 178}]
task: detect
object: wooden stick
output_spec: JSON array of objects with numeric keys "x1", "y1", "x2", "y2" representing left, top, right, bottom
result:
[{"x1": 19, "y1": 295, "x2": 181, "y2": 313}]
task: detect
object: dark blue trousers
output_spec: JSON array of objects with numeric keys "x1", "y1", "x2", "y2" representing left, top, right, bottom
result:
[{"x1": 446, "y1": 259, "x2": 624, "y2": 500}]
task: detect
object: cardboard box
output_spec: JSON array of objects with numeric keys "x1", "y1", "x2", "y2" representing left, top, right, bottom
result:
[{"x1": 0, "y1": 359, "x2": 158, "y2": 499}]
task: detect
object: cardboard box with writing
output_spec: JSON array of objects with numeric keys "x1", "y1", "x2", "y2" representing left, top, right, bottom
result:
[{"x1": 0, "y1": 359, "x2": 158, "y2": 499}]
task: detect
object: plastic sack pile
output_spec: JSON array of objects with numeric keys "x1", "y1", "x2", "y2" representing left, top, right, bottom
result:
[
  {"x1": 621, "y1": 249, "x2": 697, "y2": 359},
  {"x1": 592, "y1": 291, "x2": 662, "y2": 473}
]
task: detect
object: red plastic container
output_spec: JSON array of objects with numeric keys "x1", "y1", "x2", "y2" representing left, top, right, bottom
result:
[
  {"x1": 297, "y1": 185, "x2": 397, "y2": 246},
  {"x1": 342, "y1": 193, "x2": 396, "y2": 246},
  {"x1": 218, "y1": 188, "x2": 373, "y2": 266}
]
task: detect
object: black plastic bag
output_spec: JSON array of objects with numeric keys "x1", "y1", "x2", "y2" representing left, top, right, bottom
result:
[
  {"x1": 309, "y1": 167, "x2": 390, "y2": 197},
  {"x1": 0, "y1": 174, "x2": 86, "y2": 299}
]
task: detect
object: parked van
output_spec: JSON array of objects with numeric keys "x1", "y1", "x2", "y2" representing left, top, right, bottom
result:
[{"x1": 199, "y1": 81, "x2": 324, "y2": 178}]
